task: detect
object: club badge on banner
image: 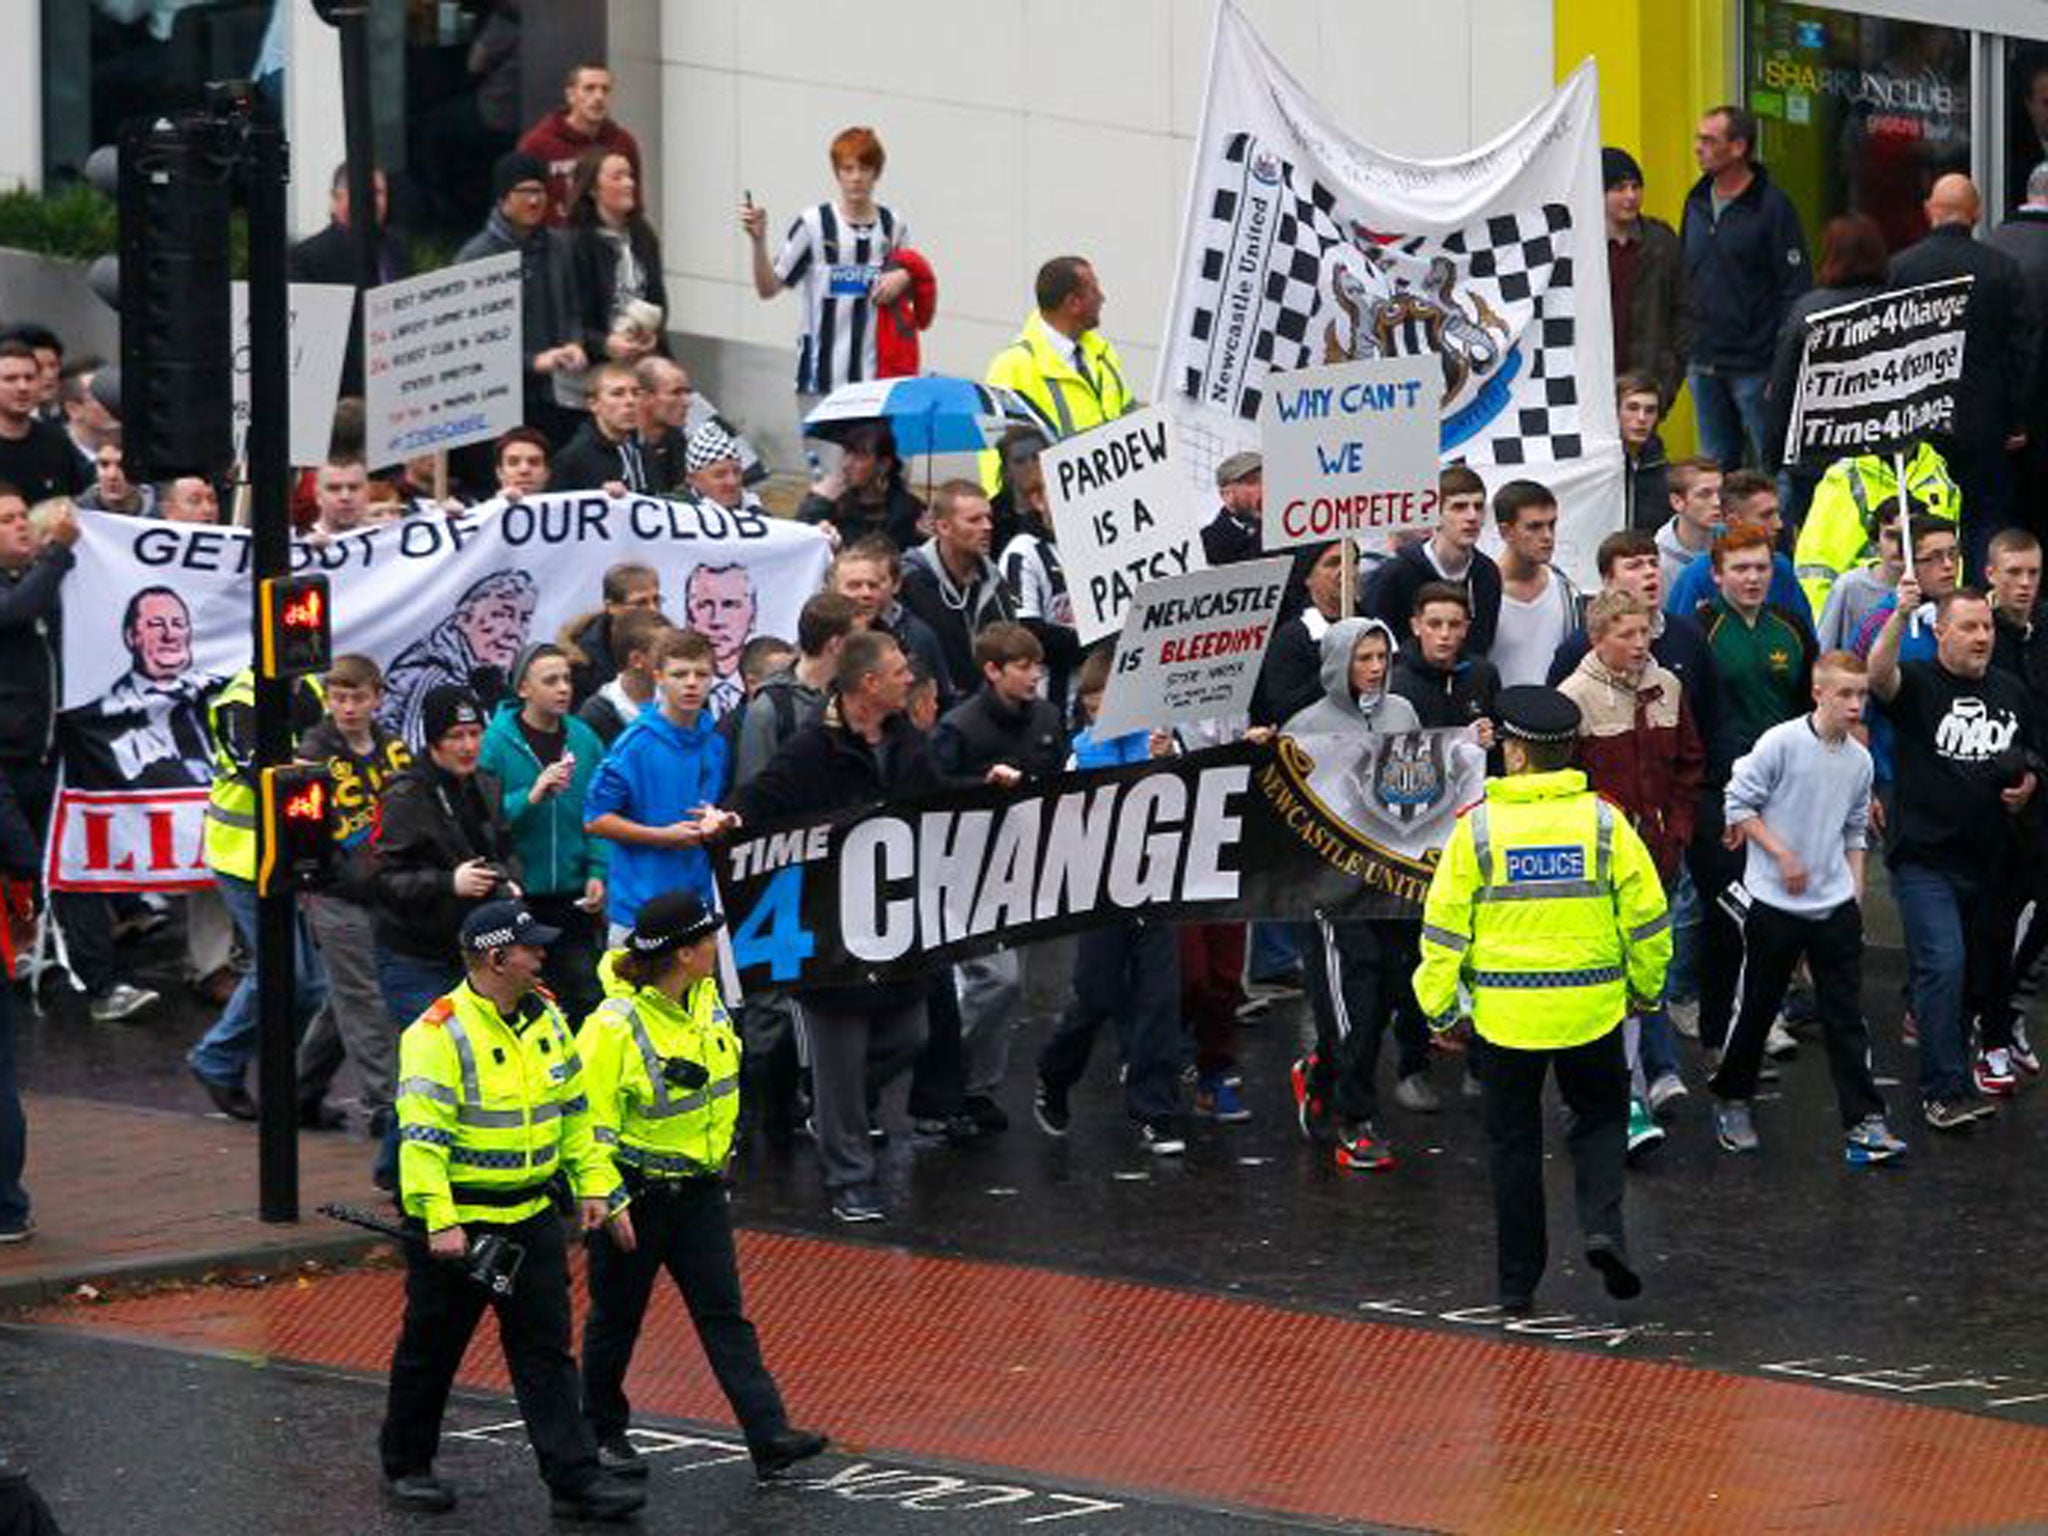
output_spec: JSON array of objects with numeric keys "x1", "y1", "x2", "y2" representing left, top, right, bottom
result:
[
  {"x1": 1259, "y1": 358, "x2": 1440, "y2": 551},
  {"x1": 1782, "y1": 278, "x2": 1971, "y2": 466},
  {"x1": 48, "y1": 497, "x2": 832, "y2": 892},
  {"x1": 1155, "y1": 4, "x2": 1621, "y2": 583},
  {"x1": 1043, "y1": 405, "x2": 1208, "y2": 644},
  {"x1": 716, "y1": 734, "x2": 1482, "y2": 991},
  {"x1": 1093, "y1": 557, "x2": 1290, "y2": 738}
]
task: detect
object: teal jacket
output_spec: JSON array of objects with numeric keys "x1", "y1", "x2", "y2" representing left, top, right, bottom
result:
[{"x1": 478, "y1": 703, "x2": 610, "y2": 896}]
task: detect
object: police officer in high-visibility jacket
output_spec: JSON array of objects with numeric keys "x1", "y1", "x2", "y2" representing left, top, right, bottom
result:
[
  {"x1": 380, "y1": 900, "x2": 645, "y2": 1523},
  {"x1": 576, "y1": 892, "x2": 828, "y2": 1482},
  {"x1": 1413, "y1": 687, "x2": 1672, "y2": 1313}
]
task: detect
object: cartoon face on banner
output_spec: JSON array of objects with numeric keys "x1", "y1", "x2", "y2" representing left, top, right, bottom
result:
[{"x1": 379, "y1": 568, "x2": 541, "y2": 746}]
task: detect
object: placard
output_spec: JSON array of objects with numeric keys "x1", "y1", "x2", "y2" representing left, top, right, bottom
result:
[
  {"x1": 1783, "y1": 278, "x2": 1971, "y2": 465},
  {"x1": 363, "y1": 253, "x2": 523, "y2": 468},
  {"x1": 230, "y1": 281, "x2": 354, "y2": 466},
  {"x1": 1093, "y1": 557, "x2": 1290, "y2": 738},
  {"x1": 1259, "y1": 358, "x2": 1440, "y2": 551},
  {"x1": 1043, "y1": 405, "x2": 1208, "y2": 644}
]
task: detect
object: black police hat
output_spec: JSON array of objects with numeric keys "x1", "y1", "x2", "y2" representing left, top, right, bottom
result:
[
  {"x1": 461, "y1": 899, "x2": 561, "y2": 954},
  {"x1": 627, "y1": 891, "x2": 724, "y2": 954},
  {"x1": 1495, "y1": 685, "x2": 1582, "y2": 744}
]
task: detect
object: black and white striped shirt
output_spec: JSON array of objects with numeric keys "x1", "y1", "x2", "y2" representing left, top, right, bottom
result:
[{"x1": 773, "y1": 202, "x2": 909, "y2": 394}]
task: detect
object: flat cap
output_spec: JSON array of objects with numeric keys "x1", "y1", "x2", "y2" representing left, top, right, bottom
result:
[{"x1": 1215, "y1": 450, "x2": 1262, "y2": 488}]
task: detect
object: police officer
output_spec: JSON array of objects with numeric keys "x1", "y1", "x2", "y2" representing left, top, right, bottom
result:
[
  {"x1": 577, "y1": 892, "x2": 828, "y2": 1481},
  {"x1": 1413, "y1": 686, "x2": 1671, "y2": 1313},
  {"x1": 380, "y1": 899, "x2": 645, "y2": 1522}
]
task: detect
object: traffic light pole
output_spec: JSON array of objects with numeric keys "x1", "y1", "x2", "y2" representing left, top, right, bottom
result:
[{"x1": 245, "y1": 103, "x2": 298, "y2": 1225}]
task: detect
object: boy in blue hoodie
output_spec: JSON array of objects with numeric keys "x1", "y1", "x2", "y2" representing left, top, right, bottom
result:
[
  {"x1": 584, "y1": 629, "x2": 734, "y2": 940},
  {"x1": 1030, "y1": 646, "x2": 1187, "y2": 1156},
  {"x1": 480, "y1": 643, "x2": 610, "y2": 1021}
]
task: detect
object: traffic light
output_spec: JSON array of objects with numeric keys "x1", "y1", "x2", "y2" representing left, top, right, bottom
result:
[
  {"x1": 86, "y1": 110, "x2": 237, "y2": 482},
  {"x1": 257, "y1": 764, "x2": 333, "y2": 897},
  {"x1": 257, "y1": 575, "x2": 333, "y2": 680}
]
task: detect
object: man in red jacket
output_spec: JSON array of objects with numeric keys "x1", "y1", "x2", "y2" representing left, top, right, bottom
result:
[{"x1": 517, "y1": 62, "x2": 643, "y2": 226}]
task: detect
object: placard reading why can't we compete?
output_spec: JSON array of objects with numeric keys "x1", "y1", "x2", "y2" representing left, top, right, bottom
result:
[
  {"x1": 1044, "y1": 405, "x2": 1209, "y2": 645},
  {"x1": 1259, "y1": 357, "x2": 1441, "y2": 551}
]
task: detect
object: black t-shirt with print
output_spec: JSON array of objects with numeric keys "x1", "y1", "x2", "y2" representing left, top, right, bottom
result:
[{"x1": 1886, "y1": 658, "x2": 2030, "y2": 874}]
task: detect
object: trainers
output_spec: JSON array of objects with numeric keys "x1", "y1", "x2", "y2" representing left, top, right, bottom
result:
[
  {"x1": 1138, "y1": 1117, "x2": 1185, "y2": 1156},
  {"x1": 1845, "y1": 1114, "x2": 1907, "y2": 1166},
  {"x1": 1975, "y1": 1048, "x2": 2018, "y2": 1098},
  {"x1": 595, "y1": 1433, "x2": 647, "y2": 1480},
  {"x1": 1626, "y1": 1098, "x2": 1666, "y2": 1163},
  {"x1": 1234, "y1": 993, "x2": 1271, "y2": 1022},
  {"x1": 1333, "y1": 1121, "x2": 1395, "y2": 1171},
  {"x1": 829, "y1": 1186, "x2": 884, "y2": 1223},
  {"x1": 0, "y1": 1221, "x2": 32, "y2": 1245},
  {"x1": 1646, "y1": 1072, "x2": 1689, "y2": 1116},
  {"x1": 1665, "y1": 997, "x2": 1700, "y2": 1039},
  {"x1": 1244, "y1": 966, "x2": 1304, "y2": 997},
  {"x1": 1290, "y1": 1053, "x2": 1325, "y2": 1140},
  {"x1": 1393, "y1": 1072, "x2": 1441, "y2": 1114},
  {"x1": 1764, "y1": 1017, "x2": 1799, "y2": 1059},
  {"x1": 1924, "y1": 1095, "x2": 1981, "y2": 1131},
  {"x1": 1714, "y1": 1099, "x2": 1760, "y2": 1153},
  {"x1": 1194, "y1": 1074, "x2": 1251, "y2": 1122},
  {"x1": 1032, "y1": 1078, "x2": 1070, "y2": 1137},
  {"x1": 2012, "y1": 1021, "x2": 2042, "y2": 1076},
  {"x1": 89, "y1": 982, "x2": 159, "y2": 1024}
]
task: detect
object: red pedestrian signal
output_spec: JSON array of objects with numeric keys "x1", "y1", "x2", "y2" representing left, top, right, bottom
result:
[
  {"x1": 259, "y1": 574, "x2": 332, "y2": 680},
  {"x1": 258, "y1": 763, "x2": 333, "y2": 895}
]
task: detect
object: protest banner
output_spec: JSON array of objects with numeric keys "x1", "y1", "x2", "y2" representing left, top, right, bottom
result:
[
  {"x1": 363, "y1": 253, "x2": 523, "y2": 468},
  {"x1": 230, "y1": 281, "x2": 354, "y2": 466},
  {"x1": 1259, "y1": 358, "x2": 1440, "y2": 551},
  {"x1": 1093, "y1": 556, "x2": 1289, "y2": 738},
  {"x1": 717, "y1": 731, "x2": 1482, "y2": 990},
  {"x1": 1781, "y1": 278, "x2": 1971, "y2": 465},
  {"x1": 49, "y1": 495, "x2": 831, "y2": 892},
  {"x1": 1157, "y1": 8, "x2": 1620, "y2": 583},
  {"x1": 1043, "y1": 404, "x2": 1208, "y2": 644}
]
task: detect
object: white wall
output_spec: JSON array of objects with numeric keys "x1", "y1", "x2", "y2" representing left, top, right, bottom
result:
[
  {"x1": 651, "y1": 0, "x2": 1555, "y2": 411},
  {"x1": 0, "y1": 0, "x2": 41, "y2": 191}
]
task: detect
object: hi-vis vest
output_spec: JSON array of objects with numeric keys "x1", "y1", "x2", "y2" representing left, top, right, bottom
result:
[
  {"x1": 578, "y1": 955, "x2": 742, "y2": 1180},
  {"x1": 395, "y1": 980, "x2": 618, "y2": 1230},
  {"x1": 1413, "y1": 769, "x2": 1671, "y2": 1050},
  {"x1": 982, "y1": 311, "x2": 1135, "y2": 490},
  {"x1": 203, "y1": 669, "x2": 324, "y2": 882},
  {"x1": 1793, "y1": 444, "x2": 1961, "y2": 618}
]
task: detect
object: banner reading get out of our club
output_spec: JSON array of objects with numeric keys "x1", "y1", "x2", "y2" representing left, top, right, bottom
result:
[
  {"x1": 716, "y1": 733, "x2": 1483, "y2": 990},
  {"x1": 49, "y1": 497, "x2": 830, "y2": 893}
]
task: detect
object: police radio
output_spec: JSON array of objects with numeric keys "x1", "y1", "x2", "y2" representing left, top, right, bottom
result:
[{"x1": 257, "y1": 763, "x2": 334, "y2": 896}]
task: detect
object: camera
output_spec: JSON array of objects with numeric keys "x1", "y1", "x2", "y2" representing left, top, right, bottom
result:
[{"x1": 660, "y1": 1057, "x2": 710, "y2": 1092}]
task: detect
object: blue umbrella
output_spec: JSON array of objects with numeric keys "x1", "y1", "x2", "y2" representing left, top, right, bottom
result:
[{"x1": 802, "y1": 376, "x2": 1041, "y2": 457}]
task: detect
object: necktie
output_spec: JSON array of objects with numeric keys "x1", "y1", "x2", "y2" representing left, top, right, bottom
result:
[{"x1": 1071, "y1": 343, "x2": 1093, "y2": 394}]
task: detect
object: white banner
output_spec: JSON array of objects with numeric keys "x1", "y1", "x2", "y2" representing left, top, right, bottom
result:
[
  {"x1": 230, "y1": 281, "x2": 355, "y2": 467},
  {"x1": 364, "y1": 254, "x2": 523, "y2": 468},
  {"x1": 1156, "y1": 6, "x2": 1621, "y2": 583},
  {"x1": 51, "y1": 496, "x2": 832, "y2": 890},
  {"x1": 1095, "y1": 557, "x2": 1289, "y2": 738},
  {"x1": 1043, "y1": 404, "x2": 1208, "y2": 644},
  {"x1": 1259, "y1": 358, "x2": 1440, "y2": 551}
]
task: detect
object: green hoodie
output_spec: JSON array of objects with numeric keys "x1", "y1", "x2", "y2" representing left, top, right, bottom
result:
[{"x1": 478, "y1": 701, "x2": 610, "y2": 896}]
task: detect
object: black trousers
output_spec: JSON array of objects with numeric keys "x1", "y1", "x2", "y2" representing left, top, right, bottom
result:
[
  {"x1": 380, "y1": 1210, "x2": 598, "y2": 1497},
  {"x1": 1685, "y1": 816, "x2": 1746, "y2": 1052},
  {"x1": 1712, "y1": 898, "x2": 1883, "y2": 1126},
  {"x1": 581, "y1": 1176, "x2": 788, "y2": 1447},
  {"x1": 1480, "y1": 1028, "x2": 1628, "y2": 1303},
  {"x1": 1038, "y1": 922, "x2": 1181, "y2": 1123},
  {"x1": 1299, "y1": 917, "x2": 1428, "y2": 1123},
  {"x1": 908, "y1": 968, "x2": 965, "y2": 1122},
  {"x1": 525, "y1": 895, "x2": 605, "y2": 1030}
]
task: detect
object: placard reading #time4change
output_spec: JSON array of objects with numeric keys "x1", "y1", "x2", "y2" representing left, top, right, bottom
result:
[
  {"x1": 1093, "y1": 557, "x2": 1291, "y2": 738},
  {"x1": 1259, "y1": 358, "x2": 1440, "y2": 550}
]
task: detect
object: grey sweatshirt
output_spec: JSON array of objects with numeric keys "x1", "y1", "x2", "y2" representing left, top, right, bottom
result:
[
  {"x1": 1723, "y1": 714, "x2": 1873, "y2": 914},
  {"x1": 1282, "y1": 617, "x2": 1423, "y2": 737}
]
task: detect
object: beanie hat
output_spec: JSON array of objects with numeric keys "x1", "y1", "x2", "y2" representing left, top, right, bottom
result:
[
  {"x1": 491, "y1": 151, "x2": 549, "y2": 204},
  {"x1": 420, "y1": 684, "x2": 484, "y2": 745},
  {"x1": 1602, "y1": 147, "x2": 1644, "y2": 190}
]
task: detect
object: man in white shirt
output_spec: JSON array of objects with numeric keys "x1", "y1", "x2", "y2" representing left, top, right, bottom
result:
[{"x1": 1487, "y1": 480, "x2": 1580, "y2": 687}]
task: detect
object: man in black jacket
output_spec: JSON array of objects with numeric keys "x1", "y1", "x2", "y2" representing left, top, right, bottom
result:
[
  {"x1": 728, "y1": 632, "x2": 939, "y2": 1223},
  {"x1": 0, "y1": 769, "x2": 43, "y2": 1243},
  {"x1": 550, "y1": 366, "x2": 650, "y2": 493},
  {"x1": 899, "y1": 480, "x2": 1021, "y2": 701},
  {"x1": 1369, "y1": 466, "x2": 1501, "y2": 656},
  {"x1": 1679, "y1": 105, "x2": 1809, "y2": 472},
  {"x1": 930, "y1": 624, "x2": 1065, "y2": 1133},
  {"x1": 1890, "y1": 174, "x2": 2038, "y2": 577},
  {"x1": 289, "y1": 165, "x2": 412, "y2": 397},
  {"x1": 1390, "y1": 582, "x2": 1501, "y2": 734},
  {"x1": 456, "y1": 152, "x2": 585, "y2": 447},
  {"x1": 1202, "y1": 451, "x2": 1266, "y2": 567}
]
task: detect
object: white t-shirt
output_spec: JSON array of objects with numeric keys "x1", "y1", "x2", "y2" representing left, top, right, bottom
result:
[
  {"x1": 1489, "y1": 572, "x2": 1576, "y2": 686},
  {"x1": 773, "y1": 201, "x2": 909, "y2": 394}
]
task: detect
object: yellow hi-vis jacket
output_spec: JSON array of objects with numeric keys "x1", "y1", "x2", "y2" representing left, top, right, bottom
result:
[
  {"x1": 203, "y1": 669, "x2": 324, "y2": 882},
  {"x1": 395, "y1": 980, "x2": 620, "y2": 1230},
  {"x1": 1413, "y1": 769, "x2": 1671, "y2": 1050},
  {"x1": 981, "y1": 310, "x2": 1135, "y2": 490},
  {"x1": 1793, "y1": 444, "x2": 1960, "y2": 619},
  {"x1": 576, "y1": 949, "x2": 742, "y2": 1181}
]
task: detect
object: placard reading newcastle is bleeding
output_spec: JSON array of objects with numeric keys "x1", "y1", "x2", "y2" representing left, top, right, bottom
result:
[
  {"x1": 1259, "y1": 358, "x2": 1441, "y2": 550},
  {"x1": 1093, "y1": 557, "x2": 1290, "y2": 738},
  {"x1": 1783, "y1": 277, "x2": 1971, "y2": 465}
]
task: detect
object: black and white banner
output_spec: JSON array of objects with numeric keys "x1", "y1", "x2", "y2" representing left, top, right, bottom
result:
[
  {"x1": 1782, "y1": 278, "x2": 1971, "y2": 465},
  {"x1": 716, "y1": 733, "x2": 1481, "y2": 990},
  {"x1": 49, "y1": 496, "x2": 831, "y2": 892}
]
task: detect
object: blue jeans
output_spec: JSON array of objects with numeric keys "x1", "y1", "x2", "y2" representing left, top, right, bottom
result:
[
  {"x1": 1891, "y1": 862, "x2": 1978, "y2": 1102},
  {"x1": 1689, "y1": 367, "x2": 1770, "y2": 471},
  {"x1": 187, "y1": 873, "x2": 330, "y2": 1089},
  {"x1": 0, "y1": 984, "x2": 27, "y2": 1232},
  {"x1": 374, "y1": 948, "x2": 462, "y2": 1188},
  {"x1": 1249, "y1": 921, "x2": 1301, "y2": 982},
  {"x1": 1664, "y1": 867, "x2": 1701, "y2": 1005},
  {"x1": 1638, "y1": 1007, "x2": 1680, "y2": 1083}
]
